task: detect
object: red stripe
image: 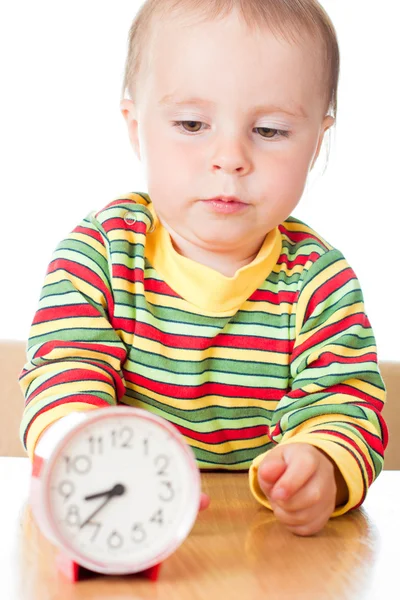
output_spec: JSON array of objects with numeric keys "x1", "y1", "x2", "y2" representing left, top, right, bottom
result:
[
  {"x1": 101, "y1": 216, "x2": 147, "y2": 235},
  {"x1": 125, "y1": 372, "x2": 285, "y2": 401},
  {"x1": 292, "y1": 313, "x2": 368, "y2": 360},
  {"x1": 351, "y1": 424, "x2": 384, "y2": 455},
  {"x1": 113, "y1": 265, "x2": 144, "y2": 283},
  {"x1": 308, "y1": 351, "x2": 378, "y2": 370},
  {"x1": 125, "y1": 322, "x2": 292, "y2": 353},
  {"x1": 28, "y1": 367, "x2": 125, "y2": 403},
  {"x1": 36, "y1": 341, "x2": 126, "y2": 363},
  {"x1": 353, "y1": 406, "x2": 389, "y2": 450},
  {"x1": 269, "y1": 422, "x2": 282, "y2": 439},
  {"x1": 276, "y1": 250, "x2": 322, "y2": 269},
  {"x1": 176, "y1": 423, "x2": 268, "y2": 445},
  {"x1": 278, "y1": 224, "x2": 330, "y2": 249},
  {"x1": 95, "y1": 198, "x2": 138, "y2": 218},
  {"x1": 144, "y1": 279, "x2": 181, "y2": 298},
  {"x1": 248, "y1": 289, "x2": 297, "y2": 304},
  {"x1": 32, "y1": 304, "x2": 100, "y2": 325},
  {"x1": 304, "y1": 268, "x2": 355, "y2": 322},
  {"x1": 73, "y1": 225, "x2": 104, "y2": 245},
  {"x1": 312, "y1": 428, "x2": 373, "y2": 485},
  {"x1": 289, "y1": 384, "x2": 384, "y2": 411},
  {"x1": 23, "y1": 396, "x2": 110, "y2": 448},
  {"x1": 47, "y1": 258, "x2": 114, "y2": 317}
]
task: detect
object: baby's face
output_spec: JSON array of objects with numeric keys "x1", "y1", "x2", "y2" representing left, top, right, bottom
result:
[{"x1": 122, "y1": 10, "x2": 333, "y2": 255}]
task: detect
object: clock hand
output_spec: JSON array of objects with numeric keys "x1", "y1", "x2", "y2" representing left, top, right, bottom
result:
[
  {"x1": 80, "y1": 483, "x2": 126, "y2": 529},
  {"x1": 84, "y1": 483, "x2": 126, "y2": 502}
]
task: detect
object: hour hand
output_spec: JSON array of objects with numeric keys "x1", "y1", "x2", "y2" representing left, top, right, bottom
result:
[{"x1": 84, "y1": 483, "x2": 126, "y2": 501}]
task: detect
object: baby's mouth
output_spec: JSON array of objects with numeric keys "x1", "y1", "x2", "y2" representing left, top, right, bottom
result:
[{"x1": 200, "y1": 196, "x2": 249, "y2": 214}]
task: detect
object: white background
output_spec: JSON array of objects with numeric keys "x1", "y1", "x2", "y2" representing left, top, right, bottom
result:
[{"x1": 1, "y1": 1, "x2": 399, "y2": 360}]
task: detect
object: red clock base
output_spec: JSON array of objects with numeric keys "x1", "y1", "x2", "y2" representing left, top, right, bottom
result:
[{"x1": 56, "y1": 552, "x2": 162, "y2": 582}]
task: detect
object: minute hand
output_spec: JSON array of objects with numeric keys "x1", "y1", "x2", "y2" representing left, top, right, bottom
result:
[{"x1": 80, "y1": 483, "x2": 125, "y2": 529}]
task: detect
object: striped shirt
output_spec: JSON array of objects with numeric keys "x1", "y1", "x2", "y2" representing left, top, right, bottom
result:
[{"x1": 19, "y1": 192, "x2": 388, "y2": 516}]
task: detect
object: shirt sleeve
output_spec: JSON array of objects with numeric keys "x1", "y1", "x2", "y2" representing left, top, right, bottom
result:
[
  {"x1": 19, "y1": 212, "x2": 128, "y2": 460},
  {"x1": 249, "y1": 248, "x2": 388, "y2": 516}
]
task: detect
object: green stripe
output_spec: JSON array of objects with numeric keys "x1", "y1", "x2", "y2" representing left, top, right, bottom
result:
[{"x1": 123, "y1": 390, "x2": 274, "y2": 424}]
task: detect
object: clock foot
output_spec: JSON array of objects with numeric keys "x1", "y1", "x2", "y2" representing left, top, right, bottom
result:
[
  {"x1": 55, "y1": 552, "x2": 162, "y2": 583},
  {"x1": 56, "y1": 552, "x2": 81, "y2": 582},
  {"x1": 143, "y1": 562, "x2": 162, "y2": 581}
]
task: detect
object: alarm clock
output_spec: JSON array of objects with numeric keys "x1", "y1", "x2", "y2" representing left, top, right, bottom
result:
[{"x1": 30, "y1": 406, "x2": 201, "y2": 581}]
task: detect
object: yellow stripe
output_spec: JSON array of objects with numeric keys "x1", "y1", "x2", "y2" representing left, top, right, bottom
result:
[
  {"x1": 139, "y1": 290, "x2": 294, "y2": 318},
  {"x1": 291, "y1": 412, "x2": 379, "y2": 439},
  {"x1": 70, "y1": 232, "x2": 107, "y2": 257},
  {"x1": 243, "y1": 299, "x2": 294, "y2": 316},
  {"x1": 25, "y1": 347, "x2": 122, "y2": 373},
  {"x1": 23, "y1": 360, "x2": 117, "y2": 391},
  {"x1": 31, "y1": 317, "x2": 111, "y2": 338},
  {"x1": 107, "y1": 229, "x2": 147, "y2": 244},
  {"x1": 296, "y1": 301, "x2": 365, "y2": 346},
  {"x1": 296, "y1": 259, "x2": 349, "y2": 336},
  {"x1": 308, "y1": 424, "x2": 375, "y2": 465},
  {"x1": 272, "y1": 262, "x2": 306, "y2": 278},
  {"x1": 45, "y1": 270, "x2": 107, "y2": 306},
  {"x1": 290, "y1": 381, "x2": 385, "y2": 404},
  {"x1": 187, "y1": 435, "x2": 265, "y2": 454},
  {"x1": 126, "y1": 336, "x2": 290, "y2": 365},
  {"x1": 123, "y1": 384, "x2": 278, "y2": 411},
  {"x1": 141, "y1": 291, "x2": 237, "y2": 318},
  {"x1": 27, "y1": 378, "x2": 115, "y2": 401},
  {"x1": 282, "y1": 222, "x2": 333, "y2": 250},
  {"x1": 26, "y1": 404, "x2": 100, "y2": 460},
  {"x1": 345, "y1": 378, "x2": 386, "y2": 401},
  {"x1": 306, "y1": 344, "x2": 377, "y2": 364},
  {"x1": 20, "y1": 360, "x2": 117, "y2": 393},
  {"x1": 113, "y1": 277, "x2": 145, "y2": 294}
]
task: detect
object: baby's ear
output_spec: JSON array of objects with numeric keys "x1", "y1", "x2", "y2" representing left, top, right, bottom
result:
[
  {"x1": 310, "y1": 114, "x2": 335, "y2": 171},
  {"x1": 120, "y1": 99, "x2": 141, "y2": 161}
]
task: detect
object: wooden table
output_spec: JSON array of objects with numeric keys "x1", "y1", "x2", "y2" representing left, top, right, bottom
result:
[{"x1": 0, "y1": 457, "x2": 398, "y2": 600}]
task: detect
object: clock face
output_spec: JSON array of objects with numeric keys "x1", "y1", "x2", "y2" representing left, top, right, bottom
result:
[{"x1": 45, "y1": 410, "x2": 200, "y2": 574}]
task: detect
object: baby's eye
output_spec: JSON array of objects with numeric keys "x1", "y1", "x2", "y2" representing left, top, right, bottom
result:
[
  {"x1": 173, "y1": 120, "x2": 204, "y2": 133},
  {"x1": 256, "y1": 127, "x2": 288, "y2": 139}
]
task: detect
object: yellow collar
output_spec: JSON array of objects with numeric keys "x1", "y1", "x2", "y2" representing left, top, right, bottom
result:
[{"x1": 131, "y1": 194, "x2": 282, "y2": 315}]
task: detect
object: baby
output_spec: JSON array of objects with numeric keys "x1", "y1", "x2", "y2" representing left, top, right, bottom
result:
[{"x1": 19, "y1": 0, "x2": 388, "y2": 537}]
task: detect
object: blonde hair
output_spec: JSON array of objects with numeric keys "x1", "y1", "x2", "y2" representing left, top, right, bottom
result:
[{"x1": 121, "y1": 0, "x2": 340, "y2": 119}]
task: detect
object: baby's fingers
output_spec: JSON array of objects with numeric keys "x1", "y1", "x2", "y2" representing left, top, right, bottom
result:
[
  {"x1": 257, "y1": 452, "x2": 287, "y2": 499},
  {"x1": 269, "y1": 444, "x2": 317, "y2": 501},
  {"x1": 199, "y1": 492, "x2": 210, "y2": 511}
]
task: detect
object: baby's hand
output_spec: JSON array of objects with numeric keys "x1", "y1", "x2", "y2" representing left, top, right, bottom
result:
[{"x1": 257, "y1": 443, "x2": 346, "y2": 536}]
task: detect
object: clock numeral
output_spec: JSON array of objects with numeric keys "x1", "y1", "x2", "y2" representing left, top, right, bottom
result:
[
  {"x1": 87, "y1": 521, "x2": 102, "y2": 543},
  {"x1": 159, "y1": 481, "x2": 174, "y2": 502},
  {"x1": 63, "y1": 455, "x2": 92, "y2": 475},
  {"x1": 150, "y1": 508, "x2": 164, "y2": 526},
  {"x1": 155, "y1": 454, "x2": 170, "y2": 476},
  {"x1": 58, "y1": 480, "x2": 75, "y2": 502},
  {"x1": 143, "y1": 438, "x2": 149, "y2": 456},
  {"x1": 110, "y1": 427, "x2": 134, "y2": 449},
  {"x1": 65, "y1": 504, "x2": 81, "y2": 528},
  {"x1": 88, "y1": 435, "x2": 104, "y2": 455},
  {"x1": 131, "y1": 523, "x2": 147, "y2": 543},
  {"x1": 107, "y1": 530, "x2": 123, "y2": 549}
]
